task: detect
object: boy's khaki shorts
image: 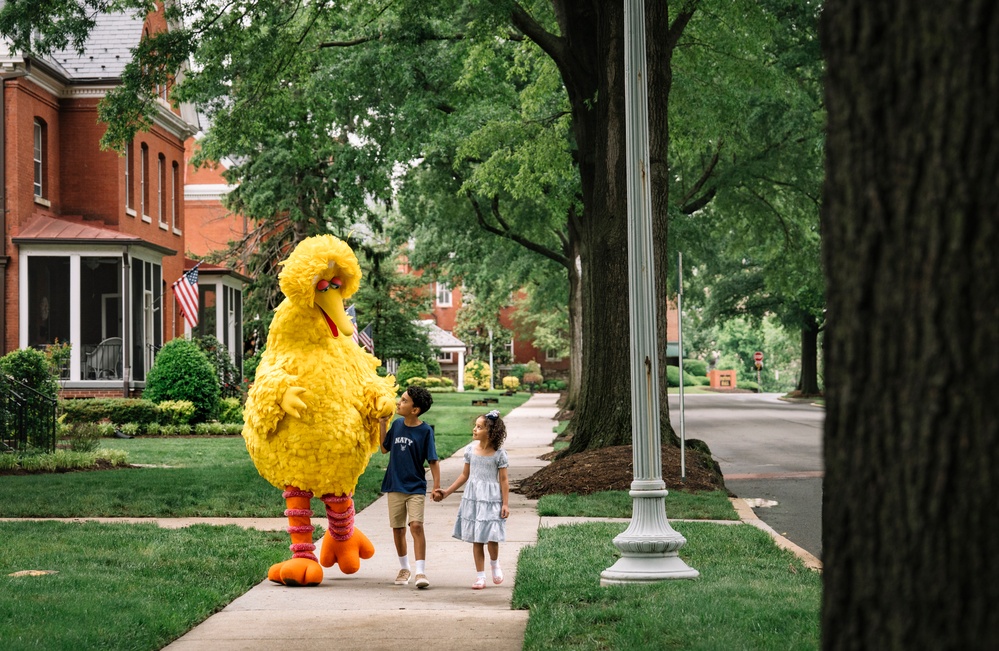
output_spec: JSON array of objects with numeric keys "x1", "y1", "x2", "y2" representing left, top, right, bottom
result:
[{"x1": 387, "y1": 492, "x2": 426, "y2": 529}]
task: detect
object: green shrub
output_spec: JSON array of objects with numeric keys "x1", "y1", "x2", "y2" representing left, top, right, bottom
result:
[
  {"x1": 509, "y1": 364, "x2": 527, "y2": 381},
  {"x1": 666, "y1": 365, "x2": 701, "y2": 387},
  {"x1": 64, "y1": 422, "x2": 102, "y2": 453},
  {"x1": 58, "y1": 398, "x2": 159, "y2": 425},
  {"x1": 408, "y1": 376, "x2": 455, "y2": 389},
  {"x1": 194, "y1": 335, "x2": 242, "y2": 400},
  {"x1": 396, "y1": 360, "x2": 429, "y2": 389},
  {"x1": 222, "y1": 423, "x2": 243, "y2": 435},
  {"x1": 542, "y1": 379, "x2": 567, "y2": 391},
  {"x1": 98, "y1": 422, "x2": 116, "y2": 437},
  {"x1": 243, "y1": 348, "x2": 263, "y2": 385},
  {"x1": 144, "y1": 338, "x2": 220, "y2": 423},
  {"x1": 741, "y1": 380, "x2": 760, "y2": 392},
  {"x1": 145, "y1": 422, "x2": 163, "y2": 436},
  {"x1": 120, "y1": 423, "x2": 140, "y2": 437},
  {"x1": 0, "y1": 347, "x2": 58, "y2": 399},
  {"x1": 157, "y1": 400, "x2": 196, "y2": 426},
  {"x1": 682, "y1": 359, "x2": 708, "y2": 376},
  {"x1": 218, "y1": 397, "x2": 243, "y2": 424}
]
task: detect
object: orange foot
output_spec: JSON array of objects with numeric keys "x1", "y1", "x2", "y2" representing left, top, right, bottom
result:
[
  {"x1": 319, "y1": 527, "x2": 375, "y2": 574},
  {"x1": 267, "y1": 557, "x2": 324, "y2": 586}
]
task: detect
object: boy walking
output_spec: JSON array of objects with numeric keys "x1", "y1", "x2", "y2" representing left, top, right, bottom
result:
[{"x1": 380, "y1": 386, "x2": 440, "y2": 588}]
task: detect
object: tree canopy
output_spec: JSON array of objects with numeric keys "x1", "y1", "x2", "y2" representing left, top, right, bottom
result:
[{"x1": 2, "y1": 0, "x2": 828, "y2": 449}]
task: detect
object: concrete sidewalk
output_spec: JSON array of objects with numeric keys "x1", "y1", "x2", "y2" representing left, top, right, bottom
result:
[{"x1": 162, "y1": 392, "x2": 562, "y2": 651}]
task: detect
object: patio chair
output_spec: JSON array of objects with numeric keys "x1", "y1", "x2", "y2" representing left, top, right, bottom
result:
[{"x1": 85, "y1": 337, "x2": 122, "y2": 379}]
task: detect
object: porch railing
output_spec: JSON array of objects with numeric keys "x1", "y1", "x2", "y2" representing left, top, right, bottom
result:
[{"x1": 0, "y1": 374, "x2": 58, "y2": 453}]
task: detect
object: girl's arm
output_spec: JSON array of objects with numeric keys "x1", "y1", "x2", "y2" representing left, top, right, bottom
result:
[
  {"x1": 499, "y1": 466, "x2": 510, "y2": 519},
  {"x1": 441, "y1": 463, "x2": 471, "y2": 499}
]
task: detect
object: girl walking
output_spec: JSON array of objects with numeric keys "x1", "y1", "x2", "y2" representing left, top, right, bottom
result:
[{"x1": 434, "y1": 409, "x2": 510, "y2": 589}]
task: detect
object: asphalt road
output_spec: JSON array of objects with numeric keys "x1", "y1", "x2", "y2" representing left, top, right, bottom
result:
[{"x1": 666, "y1": 392, "x2": 824, "y2": 559}]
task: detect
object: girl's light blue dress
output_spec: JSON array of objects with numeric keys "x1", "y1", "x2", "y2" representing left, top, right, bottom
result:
[{"x1": 452, "y1": 445, "x2": 509, "y2": 543}]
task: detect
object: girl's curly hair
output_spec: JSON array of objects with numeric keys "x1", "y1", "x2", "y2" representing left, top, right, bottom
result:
[{"x1": 482, "y1": 410, "x2": 507, "y2": 450}]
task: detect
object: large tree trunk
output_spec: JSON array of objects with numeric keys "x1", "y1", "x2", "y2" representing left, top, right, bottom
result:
[
  {"x1": 798, "y1": 314, "x2": 820, "y2": 396},
  {"x1": 548, "y1": 1, "x2": 686, "y2": 453},
  {"x1": 821, "y1": 2, "x2": 999, "y2": 649}
]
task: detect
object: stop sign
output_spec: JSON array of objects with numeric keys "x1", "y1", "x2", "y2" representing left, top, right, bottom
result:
[{"x1": 753, "y1": 351, "x2": 763, "y2": 363}]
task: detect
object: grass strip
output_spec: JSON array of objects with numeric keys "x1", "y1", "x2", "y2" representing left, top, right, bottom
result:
[
  {"x1": 513, "y1": 521, "x2": 821, "y2": 651},
  {"x1": 0, "y1": 520, "x2": 288, "y2": 651},
  {"x1": 537, "y1": 489, "x2": 738, "y2": 520}
]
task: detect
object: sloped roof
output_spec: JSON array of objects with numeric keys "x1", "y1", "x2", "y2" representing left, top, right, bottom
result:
[
  {"x1": 417, "y1": 319, "x2": 466, "y2": 350},
  {"x1": 44, "y1": 9, "x2": 144, "y2": 81},
  {"x1": 12, "y1": 215, "x2": 176, "y2": 256}
]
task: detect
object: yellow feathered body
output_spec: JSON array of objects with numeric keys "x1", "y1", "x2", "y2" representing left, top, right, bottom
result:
[{"x1": 242, "y1": 235, "x2": 397, "y2": 496}]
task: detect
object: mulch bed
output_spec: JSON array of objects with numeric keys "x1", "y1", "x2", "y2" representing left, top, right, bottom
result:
[{"x1": 516, "y1": 443, "x2": 728, "y2": 499}]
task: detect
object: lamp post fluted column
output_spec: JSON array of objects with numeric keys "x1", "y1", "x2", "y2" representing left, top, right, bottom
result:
[{"x1": 600, "y1": 0, "x2": 698, "y2": 585}]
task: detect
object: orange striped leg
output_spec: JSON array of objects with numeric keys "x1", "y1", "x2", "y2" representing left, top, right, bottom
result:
[{"x1": 267, "y1": 487, "x2": 323, "y2": 586}]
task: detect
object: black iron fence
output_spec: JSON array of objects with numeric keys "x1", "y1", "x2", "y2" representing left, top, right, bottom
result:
[{"x1": 0, "y1": 374, "x2": 57, "y2": 453}]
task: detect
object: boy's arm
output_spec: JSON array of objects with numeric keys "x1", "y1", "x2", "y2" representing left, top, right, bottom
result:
[
  {"x1": 379, "y1": 419, "x2": 391, "y2": 454},
  {"x1": 428, "y1": 459, "x2": 441, "y2": 494}
]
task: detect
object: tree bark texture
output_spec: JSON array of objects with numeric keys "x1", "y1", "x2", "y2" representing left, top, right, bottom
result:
[
  {"x1": 821, "y1": 2, "x2": 999, "y2": 649},
  {"x1": 549, "y1": 1, "x2": 680, "y2": 453}
]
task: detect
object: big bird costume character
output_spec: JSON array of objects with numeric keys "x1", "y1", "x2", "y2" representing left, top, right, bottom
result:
[{"x1": 242, "y1": 235, "x2": 397, "y2": 586}]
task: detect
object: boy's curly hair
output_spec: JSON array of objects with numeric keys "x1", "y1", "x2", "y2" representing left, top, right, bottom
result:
[
  {"x1": 406, "y1": 386, "x2": 433, "y2": 415},
  {"x1": 482, "y1": 410, "x2": 507, "y2": 450}
]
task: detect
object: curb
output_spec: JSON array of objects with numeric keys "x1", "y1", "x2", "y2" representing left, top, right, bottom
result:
[{"x1": 730, "y1": 497, "x2": 822, "y2": 572}]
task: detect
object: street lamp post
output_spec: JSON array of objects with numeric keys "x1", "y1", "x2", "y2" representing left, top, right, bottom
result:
[{"x1": 600, "y1": 0, "x2": 698, "y2": 585}]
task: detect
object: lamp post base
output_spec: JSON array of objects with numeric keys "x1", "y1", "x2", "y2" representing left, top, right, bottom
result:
[
  {"x1": 600, "y1": 553, "x2": 699, "y2": 585},
  {"x1": 600, "y1": 487, "x2": 699, "y2": 585}
]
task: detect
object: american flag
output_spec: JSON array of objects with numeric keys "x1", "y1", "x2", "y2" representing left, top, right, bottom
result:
[
  {"x1": 346, "y1": 305, "x2": 375, "y2": 354},
  {"x1": 173, "y1": 262, "x2": 201, "y2": 330}
]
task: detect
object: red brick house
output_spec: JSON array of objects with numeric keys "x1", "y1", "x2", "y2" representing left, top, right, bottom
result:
[{"x1": 0, "y1": 5, "x2": 246, "y2": 397}]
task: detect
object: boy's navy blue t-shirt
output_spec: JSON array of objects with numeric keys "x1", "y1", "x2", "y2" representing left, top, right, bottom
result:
[{"x1": 380, "y1": 419, "x2": 438, "y2": 494}]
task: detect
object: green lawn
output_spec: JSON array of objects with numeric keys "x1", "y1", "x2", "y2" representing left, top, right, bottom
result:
[
  {"x1": 514, "y1": 521, "x2": 821, "y2": 650},
  {"x1": 537, "y1": 489, "x2": 737, "y2": 520},
  {"x1": 0, "y1": 521, "x2": 288, "y2": 651},
  {"x1": 0, "y1": 390, "x2": 531, "y2": 518}
]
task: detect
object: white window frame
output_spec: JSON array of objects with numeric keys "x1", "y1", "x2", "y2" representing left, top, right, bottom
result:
[
  {"x1": 157, "y1": 154, "x2": 167, "y2": 228},
  {"x1": 124, "y1": 142, "x2": 133, "y2": 213},
  {"x1": 33, "y1": 119, "x2": 44, "y2": 198},
  {"x1": 140, "y1": 144, "x2": 150, "y2": 221},
  {"x1": 171, "y1": 161, "x2": 178, "y2": 231},
  {"x1": 436, "y1": 282, "x2": 452, "y2": 307}
]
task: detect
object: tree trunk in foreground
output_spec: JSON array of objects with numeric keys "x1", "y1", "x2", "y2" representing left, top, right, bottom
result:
[{"x1": 821, "y1": 2, "x2": 999, "y2": 649}]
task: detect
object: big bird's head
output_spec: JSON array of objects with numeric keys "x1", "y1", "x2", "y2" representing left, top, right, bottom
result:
[{"x1": 278, "y1": 235, "x2": 361, "y2": 339}]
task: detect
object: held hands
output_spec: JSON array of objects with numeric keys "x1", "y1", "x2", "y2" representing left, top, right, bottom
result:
[{"x1": 431, "y1": 488, "x2": 446, "y2": 502}]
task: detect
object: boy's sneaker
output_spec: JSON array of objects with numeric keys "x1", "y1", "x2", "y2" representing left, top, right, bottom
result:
[
  {"x1": 394, "y1": 569, "x2": 411, "y2": 585},
  {"x1": 414, "y1": 573, "x2": 430, "y2": 589}
]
